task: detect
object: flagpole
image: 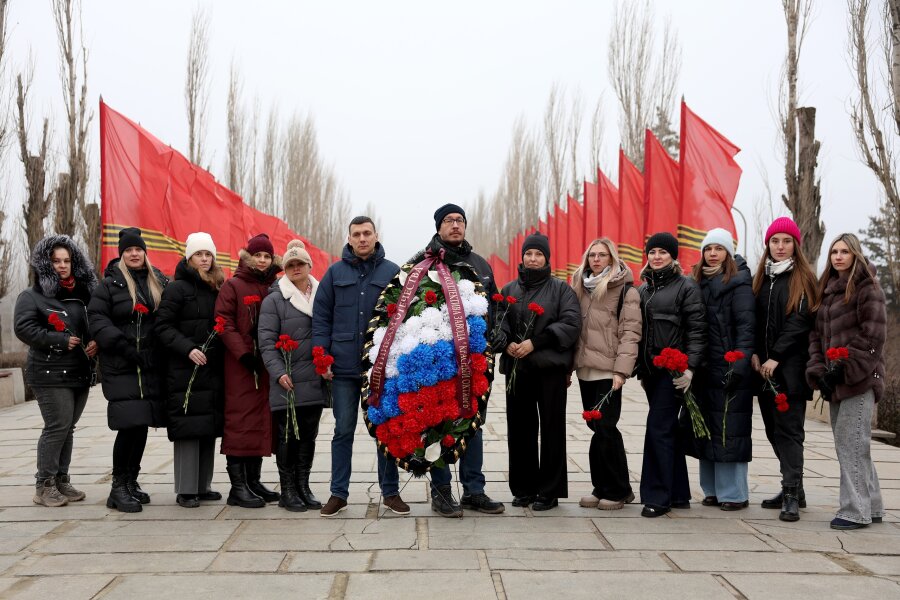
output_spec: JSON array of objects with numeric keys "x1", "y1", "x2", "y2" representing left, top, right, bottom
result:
[{"x1": 731, "y1": 206, "x2": 748, "y2": 257}]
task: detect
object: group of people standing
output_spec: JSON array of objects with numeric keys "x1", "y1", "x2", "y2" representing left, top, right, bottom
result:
[{"x1": 14, "y1": 208, "x2": 887, "y2": 531}]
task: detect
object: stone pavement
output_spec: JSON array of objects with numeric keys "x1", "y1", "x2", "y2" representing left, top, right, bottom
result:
[{"x1": 0, "y1": 377, "x2": 897, "y2": 599}]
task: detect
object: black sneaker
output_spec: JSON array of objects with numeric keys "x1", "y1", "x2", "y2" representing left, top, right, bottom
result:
[
  {"x1": 461, "y1": 493, "x2": 505, "y2": 514},
  {"x1": 431, "y1": 486, "x2": 463, "y2": 518}
]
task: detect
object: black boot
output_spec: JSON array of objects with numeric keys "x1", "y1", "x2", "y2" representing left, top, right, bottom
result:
[
  {"x1": 245, "y1": 457, "x2": 280, "y2": 503},
  {"x1": 126, "y1": 468, "x2": 150, "y2": 504},
  {"x1": 226, "y1": 463, "x2": 265, "y2": 508},
  {"x1": 107, "y1": 475, "x2": 142, "y2": 513},
  {"x1": 295, "y1": 439, "x2": 321, "y2": 509},
  {"x1": 276, "y1": 440, "x2": 306, "y2": 512},
  {"x1": 431, "y1": 485, "x2": 463, "y2": 518},
  {"x1": 763, "y1": 483, "x2": 806, "y2": 509},
  {"x1": 779, "y1": 485, "x2": 800, "y2": 522}
]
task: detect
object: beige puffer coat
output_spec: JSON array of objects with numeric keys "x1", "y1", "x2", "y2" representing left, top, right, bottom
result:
[{"x1": 573, "y1": 263, "x2": 642, "y2": 378}]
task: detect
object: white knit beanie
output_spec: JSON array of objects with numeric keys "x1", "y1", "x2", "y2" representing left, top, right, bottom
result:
[
  {"x1": 283, "y1": 239, "x2": 312, "y2": 268},
  {"x1": 700, "y1": 228, "x2": 735, "y2": 258},
  {"x1": 185, "y1": 232, "x2": 217, "y2": 259}
]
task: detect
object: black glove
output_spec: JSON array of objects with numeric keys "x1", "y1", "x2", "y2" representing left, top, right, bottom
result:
[
  {"x1": 122, "y1": 345, "x2": 144, "y2": 369},
  {"x1": 239, "y1": 353, "x2": 257, "y2": 373},
  {"x1": 489, "y1": 329, "x2": 507, "y2": 352},
  {"x1": 723, "y1": 372, "x2": 743, "y2": 393},
  {"x1": 817, "y1": 375, "x2": 834, "y2": 401},
  {"x1": 823, "y1": 364, "x2": 845, "y2": 388}
]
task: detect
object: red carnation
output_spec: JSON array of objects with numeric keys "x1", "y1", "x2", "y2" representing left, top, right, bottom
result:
[
  {"x1": 386, "y1": 303, "x2": 398, "y2": 317},
  {"x1": 243, "y1": 295, "x2": 261, "y2": 306},
  {"x1": 424, "y1": 290, "x2": 438, "y2": 305},
  {"x1": 134, "y1": 303, "x2": 149, "y2": 315},
  {"x1": 776, "y1": 402, "x2": 789, "y2": 413},
  {"x1": 312, "y1": 345, "x2": 325, "y2": 358},
  {"x1": 441, "y1": 434, "x2": 455, "y2": 447},
  {"x1": 582, "y1": 410, "x2": 592, "y2": 421},
  {"x1": 724, "y1": 350, "x2": 745, "y2": 363},
  {"x1": 591, "y1": 410, "x2": 602, "y2": 420},
  {"x1": 826, "y1": 346, "x2": 850, "y2": 361},
  {"x1": 491, "y1": 293, "x2": 504, "y2": 303},
  {"x1": 774, "y1": 392, "x2": 788, "y2": 405},
  {"x1": 506, "y1": 296, "x2": 517, "y2": 304},
  {"x1": 470, "y1": 353, "x2": 488, "y2": 373},
  {"x1": 213, "y1": 316, "x2": 226, "y2": 334},
  {"x1": 48, "y1": 313, "x2": 66, "y2": 332},
  {"x1": 528, "y1": 302, "x2": 545, "y2": 316}
]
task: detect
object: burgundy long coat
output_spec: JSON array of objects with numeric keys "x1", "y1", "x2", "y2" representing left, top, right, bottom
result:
[{"x1": 215, "y1": 252, "x2": 281, "y2": 456}]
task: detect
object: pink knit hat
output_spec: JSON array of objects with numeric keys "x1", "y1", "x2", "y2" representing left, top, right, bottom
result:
[{"x1": 764, "y1": 217, "x2": 802, "y2": 245}]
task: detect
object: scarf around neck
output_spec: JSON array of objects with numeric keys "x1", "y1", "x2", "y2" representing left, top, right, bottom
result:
[
  {"x1": 766, "y1": 257, "x2": 794, "y2": 277},
  {"x1": 583, "y1": 266, "x2": 611, "y2": 292},
  {"x1": 702, "y1": 264, "x2": 723, "y2": 279}
]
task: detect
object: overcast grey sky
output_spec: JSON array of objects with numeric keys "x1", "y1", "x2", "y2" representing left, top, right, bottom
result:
[{"x1": 3, "y1": 1, "x2": 886, "y2": 266}]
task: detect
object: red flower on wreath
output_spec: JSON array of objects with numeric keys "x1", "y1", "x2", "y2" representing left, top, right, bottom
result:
[
  {"x1": 441, "y1": 434, "x2": 455, "y2": 447},
  {"x1": 424, "y1": 290, "x2": 438, "y2": 305},
  {"x1": 387, "y1": 303, "x2": 398, "y2": 317},
  {"x1": 48, "y1": 313, "x2": 66, "y2": 332}
]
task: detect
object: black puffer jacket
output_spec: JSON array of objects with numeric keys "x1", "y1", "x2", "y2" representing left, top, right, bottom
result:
[
  {"x1": 753, "y1": 266, "x2": 813, "y2": 399},
  {"x1": 88, "y1": 258, "x2": 169, "y2": 430},
  {"x1": 696, "y1": 257, "x2": 755, "y2": 462},
  {"x1": 14, "y1": 235, "x2": 98, "y2": 388},
  {"x1": 499, "y1": 265, "x2": 582, "y2": 373},
  {"x1": 259, "y1": 275, "x2": 325, "y2": 411},
  {"x1": 636, "y1": 265, "x2": 707, "y2": 379},
  {"x1": 156, "y1": 258, "x2": 225, "y2": 440}
]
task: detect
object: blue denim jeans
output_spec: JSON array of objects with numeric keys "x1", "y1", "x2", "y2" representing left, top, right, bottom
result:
[
  {"x1": 330, "y1": 377, "x2": 398, "y2": 500},
  {"x1": 830, "y1": 389, "x2": 883, "y2": 524},
  {"x1": 430, "y1": 428, "x2": 485, "y2": 496},
  {"x1": 699, "y1": 459, "x2": 749, "y2": 503},
  {"x1": 34, "y1": 387, "x2": 88, "y2": 482}
]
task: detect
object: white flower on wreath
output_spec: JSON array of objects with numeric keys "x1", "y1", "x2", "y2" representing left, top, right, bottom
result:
[
  {"x1": 456, "y1": 278, "x2": 476, "y2": 299},
  {"x1": 462, "y1": 294, "x2": 488, "y2": 317}
]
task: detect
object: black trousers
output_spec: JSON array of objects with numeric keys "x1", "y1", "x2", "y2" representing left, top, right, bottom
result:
[
  {"x1": 274, "y1": 405, "x2": 324, "y2": 457},
  {"x1": 758, "y1": 390, "x2": 805, "y2": 486},
  {"x1": 112, "y1": 426, "x2": 148, "y2": 477},
  {"x1": 506, "y1": 368, "x2": 568, "y2": 499},
  {"x1": 639, "y1": 375, "x2": 691, "y2": 508},
  {"x1": 578, "y1": 379, "x2": 632, "y2": 500}
]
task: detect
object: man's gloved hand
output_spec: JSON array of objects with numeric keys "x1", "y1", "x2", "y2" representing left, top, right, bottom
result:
[
  {"x1": 489, "y1": 330, "x2": 507, "y2": 353},
  {"x1": 673, "y1": 369, "x2": 693, "y2": 391},
  {"x1": 817, "y1": 375, "x2": 834, "y2": 401}
]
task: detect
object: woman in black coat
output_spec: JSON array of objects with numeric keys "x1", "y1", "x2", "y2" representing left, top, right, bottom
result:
[
  {"x1": 690, "y1": 229, "x2": 754, "y2": 511},
  {"x1": 88, "y1": 227, "x2": 168, "y2": 513},
  {"x1": 499, "y1": 233, "x2": 581, "y2": 511},
  {"x1": 636, "y1": 232, "x2": 706, "y2": 518},
  {"x1": 751, "y1": 217, "x2": 817, "y2": 522},
  {"x1": 259, "y1": 240, "x2": 326, "y2": 512},
  {"x1": 14, "y1": 235, "x2": 98, "y2": 507},
  {"x1": 156, "y1": 233, "x2": 225, "y2": 508}
]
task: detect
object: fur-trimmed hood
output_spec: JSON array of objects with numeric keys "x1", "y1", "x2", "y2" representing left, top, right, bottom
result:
[
  {"x1": 30, "y1": 234, "x2": 98, "y2": 298},
  {"x1": 235, "y1": 248, "x2": 282, "y2": 285}
]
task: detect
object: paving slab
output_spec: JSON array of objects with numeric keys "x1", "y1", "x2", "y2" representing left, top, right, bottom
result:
[
  {"x1": 370, "y1": 549, "x2": 480, "y2": 570},
  {"x1": 665, "y1": 550, "x2": 848, "y2": 573},
  {"x1": 100, "y1": 573, "x2": 334, "y2": 599},
  {"x1": 12, "y1": 551, "x2": 217, "y2": 575},
  {"x1": 500, "y1": 571, "x2": 734, "y2": 599},
  {"x1": 0, "y1": 574, "x2": 114, "y2": 599},
  {"x1": 723, "y1": 573, "x2": 900, "y2": 599},
  {"x1": 485, "y1": 548, "x2": 669, "y2": 571},
  {"x1": 345, "y1": 572, "x2": 497, "y2": 600},
  {"x1": 284, "y1": 550, "x2": 373, "y2": 572}
]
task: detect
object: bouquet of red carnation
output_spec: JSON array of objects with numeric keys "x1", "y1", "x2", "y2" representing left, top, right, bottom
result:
[
  {"x1": 720, "y1": 350, "x2": 746, "y2": 446},
  {"x1": 506, "y1": 302, "x2": 544, "y2": 393},
  {"x1": 488, "y1": 294, "x2": 517, "y2": 351},
  {"x1": 815, "y1": 346, "x2": 850, "y2": 411},
  {"x1": 276, "y1": 334, "x2": 301, "y2": 440},
  {"x1": 48, "y1": 313, "x2": 91, "y2": 361},
  {"x1": 184, "y1": 316, "x2": 226, "y2": 414},
  {"x1": 653, "y1": 347, "x2": 709, "y2": 439},
  {"x1": 312, "y1": 346, "x2": 335, "y2": 408},
  {"x1": 243, "y1": 295, "x2": 263, "y2": 389},
  {"x1": 761, "y1": 376, "x2": 789, "y2": 413},
  {"x1": 133, "y1": 303, "x2": 149, "y2": 399}
]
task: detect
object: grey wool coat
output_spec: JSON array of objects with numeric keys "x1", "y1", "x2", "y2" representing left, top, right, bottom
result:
[{"x1": 259, "y1": 275, "x2": 326, "y2": 411}]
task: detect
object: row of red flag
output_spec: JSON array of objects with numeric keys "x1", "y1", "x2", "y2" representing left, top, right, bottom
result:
[
  {"x1": 100, "y1": 100, "x2": 338, "y2": 279},
  {"x1": 486, "y1": 101, "x2": 742, "y2": 285}
]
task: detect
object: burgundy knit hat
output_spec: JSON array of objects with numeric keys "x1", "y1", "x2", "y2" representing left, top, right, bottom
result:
[
  {"x1": 246, "y1": 233, "x2": 274, "y2": 256},
  {"x1": 764, "y1": 217, "x2": 802, "y2": 245}
]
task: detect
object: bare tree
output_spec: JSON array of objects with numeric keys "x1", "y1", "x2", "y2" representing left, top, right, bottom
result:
[
  {"x1": 779, "y1": 0, "x2": 824, "y2": 264},
  {"x1": 257, "y1": 105, "x2": 280, "y2": 215},
  {"x1": 567, "y1": 90, "x2": 583, "y2": 202},
  {"x1": 588, "y1": 96, "x2": 606, "y2": 180},
  {"x1": 607, "y1": 0, "x2": 681, "y2": 170},
  {"x1": 185, "y1": 6, "x2": 210, "y2": 167},
  {"x1": 848, "y1": 0, "x2": 900, "y2": 296},
  {"x1": 51, "y1": 0, "x2": 96, "y2": 264},
  {"x1": 0, "y1": 0, "x2": 13, "y2": 351},
  {"x1": 890, "y1": 0, "x2": 900, "y2": 133},
  {"x1": 16, "y1": 68, "x2": 52, "y2": 258},
  {"x1": 543, "y1": 84, "x2": 568, "y2": 206},
  {"x1": 225, "y1": 60, "x2": 248, "y2": 198}
]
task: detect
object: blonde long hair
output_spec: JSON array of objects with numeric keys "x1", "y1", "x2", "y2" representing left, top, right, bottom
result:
[
  {"x1": 817, "y1": 233, "x2": 873, "y2": 305},
  {"x1": 118, "y1": 254, "x2": 165, "y2": 310},
  {"x1": 572, "y1": 238, "x2": 622, "y2": 301}
]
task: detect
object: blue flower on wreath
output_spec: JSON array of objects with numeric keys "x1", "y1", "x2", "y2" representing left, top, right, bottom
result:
[
  {"x1": 467, "y1": 315, "x2": 487, "y2": 354},
  {"x1": 367, "y1": 377, "x2": 402, "y2": 424}
]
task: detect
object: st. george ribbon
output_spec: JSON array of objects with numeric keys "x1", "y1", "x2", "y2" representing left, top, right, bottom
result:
[{"x1": 368, "y1": 249, "x2": 472, "y2": 415}]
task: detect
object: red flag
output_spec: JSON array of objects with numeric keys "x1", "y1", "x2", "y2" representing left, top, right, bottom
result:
[
  {"x1": 489, "y1": 254, "x2": 511, "y2": 289},
  {"x1": 598, "y1": 169, "x2": 620, "y2": 241},
  {"x1": 678, "y1": 101, "x2": 741, "y2": 269},
  {"x1": 583, "y1": 179, "x2": 599, "y2": 243},
  {"x1": 100, "y1": 101, "x2": 333, "y2": 278},
  {"x1": 618, "y1": 149, "x2": 645, "y2": 281},
  {"x1": 546, "y1": 208, "x2": 557, "y2": 275},
  {"x1": 568, "y1": 192, "x2": 585, "y2": 281},
  {"x1": 644, "y1": 129, "x2": 680, "y2": 251},
  {"x1": 508, "y1": 236, "x2": 518, "y2": 279}
]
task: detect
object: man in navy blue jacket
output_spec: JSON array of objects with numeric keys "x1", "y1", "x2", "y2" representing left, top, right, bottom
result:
[{"x1": 313, "y1": 217, "x2": 408, "y2": 517}]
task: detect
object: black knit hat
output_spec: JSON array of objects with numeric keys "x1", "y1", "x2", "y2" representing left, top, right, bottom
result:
[
  {"x1": 522, "y1": 232, "x2": 551, "y2": 263},
  {"x1": 644, "y1": 231, "x2": 679, "y2": 260},
  {"x1": 118, "y1": 227, "x2": 147, "y2": 255},
  {"x1": 434, "y1": 203, "x2": 467, "y2": 230}
]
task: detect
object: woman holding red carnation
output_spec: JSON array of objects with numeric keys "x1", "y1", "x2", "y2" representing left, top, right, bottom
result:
[
  {"x1": 259, "y1": 240, "x2": 326, "y2": 512},
  {"x1": 14, "y1": 235, "x2": 99, "y2": 507},
  {"x1": 88, "y1": 227, "x2": 169, "y2": 512},
  {"x1": 498, "y1": 233, "x2": 581, "y2": 511},
  {"x1": 690, "y1": 229, "x2": 755, "y2": 511},
  {"x1": 214, "y1": 233, "x2": 282, "y2": 508},
  {"x1": 571, "y1": 238, "x2": 642, "y2": 511},
  {"x1": 751, "y1": 217, "x2": 817, "y2": 521},
  {"x1": 635, "y1": 232, "x2": 706, "y2": 517},
  {"x1": 156, "y1": 232, "x2": 226, "y2": 508},
  {"x1": 807, "y1": 233, "x2": 886, "y2": 530}
]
